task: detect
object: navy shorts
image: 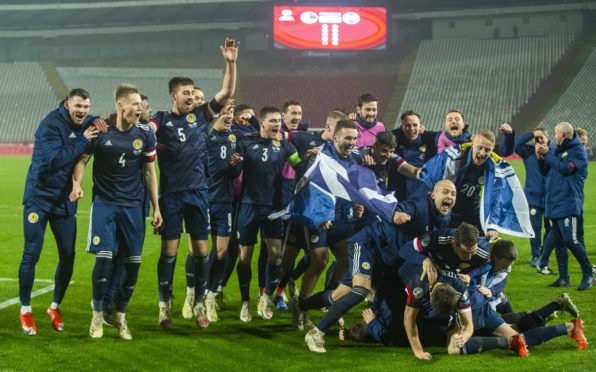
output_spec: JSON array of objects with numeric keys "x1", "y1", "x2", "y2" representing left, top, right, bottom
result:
[
  {"x1": 159, "y1": 188, "x2": 210, "y2": 241},
  {"x1": 87, "y1": 200, "x2": 145, "y2": 256},
  {"x1": 472, "y1": 302, "x2": 505, "y2": 332},
  {"x1": 236, "y1": 204, "x2": 283, "y2": 246},
  {"x1": 285, "y1": 222, "x2": 327, "y2": 249},
  {"x1": 209, "y1": 202, "x2": 233, "y2": 237},
  {"x1": 341, "y1": 241, "x2": 376, "y2": 287}
]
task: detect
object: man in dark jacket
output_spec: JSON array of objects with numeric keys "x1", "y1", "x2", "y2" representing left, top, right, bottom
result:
[
  {"x1": 536, "y1": 122, "x2": 593, "y2": 290},
  {"x1": 19, "y1": 89, "x2": 104, "y2": 335},
  {"x1": 514, "y1": 128, "x2": 553, "y2": 270}
]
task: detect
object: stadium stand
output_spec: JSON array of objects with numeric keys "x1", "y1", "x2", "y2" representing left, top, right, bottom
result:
[
  {"x1": 397, "y1": 35, "x2": 574, "y2": 133},
  {"x1": 0, "y1": 62, "x2": 58, "y2": 143},
  {"x1": 56, "y1": 67, "x2": 224, "y2": 118},
  {"x1": 539, "y1": 47, "x2": 596, "y2": 145},
  {"x1": 238, "y1": 75, "x2": 397, "y2": 127}
]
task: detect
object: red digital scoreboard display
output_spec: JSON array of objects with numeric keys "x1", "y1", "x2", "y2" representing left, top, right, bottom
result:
[{"x1": 273, "y1": 6, "x2": 387, "y2": 50}]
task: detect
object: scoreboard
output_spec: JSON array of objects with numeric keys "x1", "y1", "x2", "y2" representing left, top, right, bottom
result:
[{"x1": 273, "y1": 6, "x2": 387, "y2": 50}]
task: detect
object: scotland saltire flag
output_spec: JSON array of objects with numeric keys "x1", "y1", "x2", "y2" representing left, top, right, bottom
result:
[
  {"x1": 419, "y1": 144, "x2": 534, "y2": 238},
  {"x1": 270, "y1": 153, "x2": 398, "y2": 228}
]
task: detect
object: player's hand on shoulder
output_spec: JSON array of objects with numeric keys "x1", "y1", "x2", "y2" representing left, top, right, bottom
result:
[
  {"x1": 220, "y1": 37, "x2": 240, "y2": 62},
  {"x1": 348, "y1": 112, "x2": 357, "y2": 120},
  {"x1": 305, "y1": 147, "x2": 320, "y2": 158},
  {"x1": 457, "y1": 273, "x2": 470, "y2": 285},
  {"x1": 83, "y1": 125, "x2": 99, "y2": 141},
  {"x1": 361, "y1": 155, "x2": 375, "y2": 166},
  {"x1": 93, "y1": 118, "x2": 108, "y2": 133}
]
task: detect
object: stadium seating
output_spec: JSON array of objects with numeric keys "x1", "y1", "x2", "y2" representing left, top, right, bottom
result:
[
  {"x1": 398, "y1": 35, "x2": 575, "y2": 133},
  {"x1": 0, "y1": 62, "x2": 58, "y2": 143},
  {"x1": 238, "y1": 75, "x2": 397, "y2": 128},
  {"x1": 539, "y1": 47, "x2": 596, "y2": 140},
  {"x1": 56, "y1": 67, "x2": 224, "y2": 118}
]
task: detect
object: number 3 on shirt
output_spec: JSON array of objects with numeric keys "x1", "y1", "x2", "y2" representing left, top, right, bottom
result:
[
  {"x1": 261, "y1": 148, "x2": 268, "y2": 162},
  {"x1": 177, "y1": 127, "x2": 186, "y2": 142}
]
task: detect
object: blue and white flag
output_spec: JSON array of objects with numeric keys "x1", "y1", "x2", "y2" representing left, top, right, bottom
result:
[
  {"x1": 270, "y1": 153, "x2": 398, "y2": 227},
  {"x1": 419, "y1": 144, "x2": 534, "y2": 238}
]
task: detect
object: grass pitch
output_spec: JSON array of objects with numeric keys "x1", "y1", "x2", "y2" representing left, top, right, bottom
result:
[{"x1": 0, "y1": 157, "x2": 594, "y2": 371}]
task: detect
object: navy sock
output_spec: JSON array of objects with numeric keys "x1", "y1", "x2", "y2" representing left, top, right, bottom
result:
[
  {"x1": 237, "y1": 262, "x2": 251, "y2": 302},
  {"x1": 534, "y1": 302, "x2": 561, "y2": 321},
  {"x1": 114, "y1": 256, "x2": 141, "y2": 313},
  {"x1": 316, "y1": 286, "x2": 369, "y2": 332},
  {"x1": 299, "y1": 290, "x2": 334, "y2": 311},
  {"x1": 523, "y1": 324, "x2": 567, "y2": 347},
  {"x1": 92, "y1": 251, "x2": 113, "y2": 312},
  {"x1": 208, "y1": 257, "x2": 225, "y2": 293},
  {"x1": 265, "y1": 259, "x2": 283, "y2": 296},
  {"x1": 185, "y1": 254, "x2": 195, "y2": 289},
  {"x1": 157, "y1": 253, "x2": 176, "y2": 302},
  {"x1": 193, "y1": 255, "x2": 209, "y2": 303},
  {"x1": 291, "y1": 255, "x2": 310, "y2": 281},
  {"x1": 104, "y1": 253, "x2": 125, "y2": 310},
  {"x1": 460, "y1": 337, "x2": 508, "y2": 354},
  {"x1": 258, "y1": 242, "x2": 268, "y2": 289}
]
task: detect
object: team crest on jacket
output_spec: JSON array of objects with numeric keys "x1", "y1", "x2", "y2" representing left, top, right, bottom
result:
[
  {"x1": 228, "y1": 134, "x2": 237, "y2": 142},
  {"x1": 362, "y1": 262, "x2": 370, "y2": 270},
  {"x1": 419, "y1": 145, "x2": 426, "y2": 152},
  {"x1": 28, "y1": 212, "x2": 39, "y2": 223},
  {"x1": 562, "y1": 152, "x2": 568, "y2": 158},
  {"x1": 310, "y1": 234, "x2": 319, "y2": 243},
  {"x1": 186, "y1": 113, "x2": 196, "y2": 123},
  {"x1": 133, "y1": 139, "x2": 143, "y2": 150},
  {"x1": 92, "y1": 236, "x2": 101, "y2": 246},
  {"x1": 530, "y1": 208, "x2": 537, "y2": 216},
  {"x1": 272, "y1": 140, "x2": 281, "y2": 151}
]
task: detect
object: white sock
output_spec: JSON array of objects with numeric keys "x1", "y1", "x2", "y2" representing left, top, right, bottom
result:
[
  {"x1": 206, "y1": 291, "x2": 216, "y2": 300},
  {"x1": 186, "y1": 287, "x2": 194, "y2": 295},
  {"x1": 20, "y1": 305, "x2": 32, "y2": 314},
  {"x1": 159, "y1": 301, "x2": 170, "y2": 308},
  {"x1": 50, "y1": 302, "x2": 59, "y2": 310},
  {"x1": 216, "y1": 285, "x2": 223, "y2": 293}
]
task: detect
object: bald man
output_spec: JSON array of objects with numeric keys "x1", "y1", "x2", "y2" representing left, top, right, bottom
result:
[{"x1": 536, "y1": 122, "x2": 593, "y2": 290}]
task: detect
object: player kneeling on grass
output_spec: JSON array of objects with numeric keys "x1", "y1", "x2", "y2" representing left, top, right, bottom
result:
[{"x1": 71, "y1": 84, "x2": 162, "y2": 340}]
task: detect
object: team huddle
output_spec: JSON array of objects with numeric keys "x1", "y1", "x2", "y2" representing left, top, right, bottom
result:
[{"x1": 18, "y1": 38, "x2": 592, "y2": 358}]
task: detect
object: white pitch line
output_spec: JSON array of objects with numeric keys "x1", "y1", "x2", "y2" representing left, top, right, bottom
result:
[{"x1": 0, "y1": 278, "x2": 75, "y2": 310}]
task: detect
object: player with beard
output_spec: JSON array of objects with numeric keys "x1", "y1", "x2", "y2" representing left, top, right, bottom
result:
[
  {"x1": 353, "y1": 93, "x2": 386, "y2": 147},
  {"x1": 19, "y1": 89, "x2": 106, "y2": 335},
  {"x1": 149, "y1": 38, "x2": 239, "y2": 329}
]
